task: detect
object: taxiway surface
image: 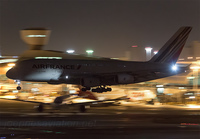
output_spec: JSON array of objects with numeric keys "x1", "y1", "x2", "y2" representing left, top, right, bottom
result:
[{"x1": 1, "y1": 99, "x2": 200, "y2": 138}]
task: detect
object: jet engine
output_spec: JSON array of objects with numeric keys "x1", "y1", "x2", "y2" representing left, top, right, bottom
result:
[
  {"x1": 53, "y1": 95, "x2": 71, "y2": 104},
  {"x1": 116, "y1": 74, "x2": 134, "y2": 84},
  {"x1": 54, "y1": 96, "x2": 63, "y2": 104},
  {"x1": 82, "y1": 77, "x2": 100, "y2": 87}
]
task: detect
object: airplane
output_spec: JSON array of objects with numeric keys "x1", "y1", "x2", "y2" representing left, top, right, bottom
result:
[
  {"x1": 6, "y1": 26, "x2": 192, "y2": 93},
  {"x1": 0, "y1": 89, "x2": 129, "y2": 112},
  {"x1": 49, "y1": 90, "x2": 129, "y2": 112}
]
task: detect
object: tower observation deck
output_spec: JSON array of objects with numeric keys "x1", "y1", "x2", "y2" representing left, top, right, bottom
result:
[{"x1": 20, "y1": 28, "x2": 51, "y2": 50}]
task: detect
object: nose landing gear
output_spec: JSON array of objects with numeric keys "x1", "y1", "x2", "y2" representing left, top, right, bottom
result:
[
  {"x1": 15, "y1": 80, "x2": 21, "y2": 90},
  {"x1": 17, "y1": 86, "x2": 21, "y2": 90}
]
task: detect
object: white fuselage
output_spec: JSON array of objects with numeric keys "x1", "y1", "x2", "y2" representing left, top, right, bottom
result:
[{"x1": 6, "y1": 50, "x2": 184, "y2": 87}]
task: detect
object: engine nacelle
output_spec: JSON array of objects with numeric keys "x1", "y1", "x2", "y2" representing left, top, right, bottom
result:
[
  {"x1": 82, "y1": 77, "x2": 100, "y2": 87},
  {"x1": 117, "y1": 74, "x2": 134, "y2": 84},
  {"x1": 53, "y1": 95, "x2": 71, "y2": 105},
  {"x1": 54, "y1": 96, "x2": 63, "y2": 104}
]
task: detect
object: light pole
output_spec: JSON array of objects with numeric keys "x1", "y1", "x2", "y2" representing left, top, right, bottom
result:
[
  {"x1": 145, "y1": 47, "x2": 152, "y2": 61},
  {"x1": 190, "y1": 65, "x2": 200, "y2": 103},
  {"x1": 86, "y1": 49, "x2": 94, "y2": 56}
]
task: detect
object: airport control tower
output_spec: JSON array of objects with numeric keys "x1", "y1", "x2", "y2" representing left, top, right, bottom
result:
[{"x1": 20, "y1": 28, "x2": 51, "y2": 50}]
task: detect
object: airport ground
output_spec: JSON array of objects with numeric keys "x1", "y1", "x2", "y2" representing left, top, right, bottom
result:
[{"x1": 1, "y1": 99, "x2": 200, "y2": 138}]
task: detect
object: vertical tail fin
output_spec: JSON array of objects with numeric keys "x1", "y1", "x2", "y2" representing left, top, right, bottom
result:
[{"x1": 149, "y1": 27, "x2": 192, "y2": 64}]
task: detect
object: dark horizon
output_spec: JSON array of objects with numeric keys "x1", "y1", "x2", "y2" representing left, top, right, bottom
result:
[{"x1": 0, "y1": 0, "x2": 200, "y2": 58}]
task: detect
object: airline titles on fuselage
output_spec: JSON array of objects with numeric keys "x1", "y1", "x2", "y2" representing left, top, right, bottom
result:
[{"x1": 32, "y1": 64, "x2": 81, "y2": 70}]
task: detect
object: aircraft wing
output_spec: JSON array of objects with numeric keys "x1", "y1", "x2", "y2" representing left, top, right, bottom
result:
[
  {"x1": 0, "y1": 95, "x2": 129, "y2": 106},
  {"x1": 0, "y1": 94, "x2": 85, "y2": 105},
  {"x1": 0, "y1": 95, "x2": 129, "y2": 113},
  {"x1": 0, "y1": 97, "x2": 53, "y2": 105},
  {"x1": 66, "y1": 96, "x2": 129, "y2": 106}
]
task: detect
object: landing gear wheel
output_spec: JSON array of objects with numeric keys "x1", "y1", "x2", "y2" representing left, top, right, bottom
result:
[
  {"x1": 106, "y1": 87, "x2": 112, "y2": 91},
  {"x1": 81, "y1": 88, "x2": 87, "y2": 92},
  {"x1": 17, "y1": 86, "x2": 21, "y2": 90},
  {"x1": 37, "y1": 103, "x2": 44, "y2": 112},
  {"x1": 81, "y1": 87, "x2": 91, "y2": 92},
  {"x1": 79, "y1": 105, "x2": 86, "y2": 113},
  {"x1": 91, "y1": 86, "x2": 112, "y2": 93}
]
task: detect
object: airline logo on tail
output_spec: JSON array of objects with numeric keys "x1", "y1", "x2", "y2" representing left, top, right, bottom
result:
[{"x1": 149, "y1": 27, "x2": 192, "y2": 64}]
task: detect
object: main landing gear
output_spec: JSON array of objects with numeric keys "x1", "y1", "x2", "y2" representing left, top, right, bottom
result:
[
  {"x1": 81, "y1": 86, "x2": 112, "y2": 93},
  {"x1": 92, "y1": 87, "x2": 112, "y2": 93}
]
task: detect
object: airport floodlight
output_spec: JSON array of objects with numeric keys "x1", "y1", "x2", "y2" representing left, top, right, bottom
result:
[
  {"x1": 145, "y1": 47, "x2": 152, "y2": 52},
  {"x1": 153, "y1": 50, "x2": 158, "y2": 55},
  {"x1": 145, "y1": 47, "x2": 152, "y2": 61},
  {"x1": 86, "y1": 50, "x2": 94, "y2": 55},
  {"x1": 66, "y1": 49, "x2": 75, "y2": 54}
]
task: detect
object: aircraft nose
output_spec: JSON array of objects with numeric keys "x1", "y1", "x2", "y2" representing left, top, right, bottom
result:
[{"x1": 6, "y1": 68, "x2": 20, "y2": 79}]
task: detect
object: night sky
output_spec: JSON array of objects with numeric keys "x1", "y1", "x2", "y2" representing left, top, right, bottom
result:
[{"x1": 0, "y1": 0, "x2": 200, "y2": 58}]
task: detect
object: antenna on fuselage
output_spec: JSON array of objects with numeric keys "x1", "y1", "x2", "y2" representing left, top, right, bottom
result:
[{"x1": 20, "y1": 28, "x2": 51, "y2": 50}]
